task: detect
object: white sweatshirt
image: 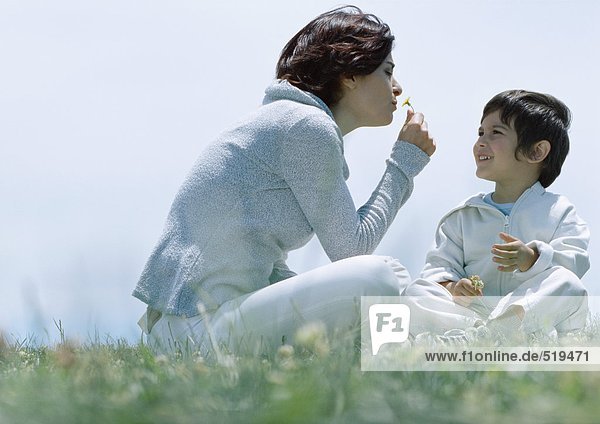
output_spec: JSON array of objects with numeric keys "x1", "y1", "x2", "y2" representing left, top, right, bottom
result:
[{"x1": 421, "y1": 182, "x2": 590, "y2": 296}]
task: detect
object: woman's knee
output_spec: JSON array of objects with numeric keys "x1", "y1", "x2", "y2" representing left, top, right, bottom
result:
[{"x1": 337, "y1": 255, "x2": 410, "y2": 296}]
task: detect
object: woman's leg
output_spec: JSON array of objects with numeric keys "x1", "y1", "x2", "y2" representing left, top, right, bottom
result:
[
  {"x1": 209, "y1": 255, "x2": 409, "y2": 354},
  {"x1": 148, "y1": 255, "x2": 409, "y2": 355}
]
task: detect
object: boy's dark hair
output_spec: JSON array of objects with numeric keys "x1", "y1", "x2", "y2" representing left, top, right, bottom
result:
[
  {"x1": 276, "y1": 5, "x2": 394, "y2": 107},
  {"x1": 482, "y1": 90, "x2": 571, "y2": 188}
]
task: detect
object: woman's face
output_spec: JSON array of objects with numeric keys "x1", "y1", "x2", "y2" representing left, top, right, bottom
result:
[{"x1": 345, "y1": 53, "x2": 402, "y2": 127}]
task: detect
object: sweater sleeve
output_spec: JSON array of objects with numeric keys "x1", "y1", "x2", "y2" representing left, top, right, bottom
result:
[
  {"x1": 515, "y1": 202, "x2": 590, "y2": 281},
  {"x1": 279, "y1": 114, "x2": 429, "y2": 262},
  {"x1": 268, "y1": 258, "x2": 298, "y2": 284}
]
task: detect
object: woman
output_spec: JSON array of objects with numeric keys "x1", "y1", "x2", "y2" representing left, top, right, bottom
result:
[{"x1": 133, "y1": 6, "x2": 435, "y2": 355}]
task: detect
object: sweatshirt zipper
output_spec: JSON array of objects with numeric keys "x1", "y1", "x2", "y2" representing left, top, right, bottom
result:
[
  {"x1": 499, "y1": 215, "x2": 510, "y2": 294},
  {"x1": 503, "y1": 214, "x2": 510, "y2": 235},
  {"x1": 497, "y1": 186, "x2": 532, "y2": 294}
]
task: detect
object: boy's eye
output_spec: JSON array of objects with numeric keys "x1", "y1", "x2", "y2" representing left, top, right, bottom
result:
[
  {"x1": 478, "y1": 130, "x2": 484, "y2": 136},
  {"x1": 492, "y1": 130, "x2": 504, "y2": 135}
]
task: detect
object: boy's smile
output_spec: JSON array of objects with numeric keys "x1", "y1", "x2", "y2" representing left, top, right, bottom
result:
[{"x1": 474, "y1": 110, "x2": 519, "y2": 179}]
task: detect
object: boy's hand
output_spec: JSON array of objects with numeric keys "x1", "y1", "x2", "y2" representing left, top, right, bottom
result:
[
  {"x1": 398, "y1": 109, "x2": 436, "y2": 156},
  {"x1": 442, "y1": 278, "x2": 482, "y2": 307},
  {"x1": 492, "y1": 232, "x2": 539, "y2": 272}
]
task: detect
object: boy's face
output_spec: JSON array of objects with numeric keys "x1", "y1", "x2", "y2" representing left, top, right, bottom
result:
[{"x1": 474, "y1": 110, "x2": 534, "y2": 186}]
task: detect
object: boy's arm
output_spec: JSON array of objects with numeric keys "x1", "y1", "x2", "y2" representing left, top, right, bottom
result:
[
  {"x1": 420, "y1": 213, "x2": 466, "y2": 284},
  {"x1": 514, "y1": 204, "x2": 590, "y2": 281},
  {"x1": 439, "y1": 279, "x2": 483, "y2": 298}
]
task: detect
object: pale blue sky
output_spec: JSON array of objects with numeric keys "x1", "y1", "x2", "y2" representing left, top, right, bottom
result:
[{"x1": 1, "y1": 0, "x2": 598, "y2": 343}]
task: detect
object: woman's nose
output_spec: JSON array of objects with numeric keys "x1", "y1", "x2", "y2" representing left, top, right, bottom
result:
[{"x1": 392, "y1": 78, "x2": 402, "y2": 97}]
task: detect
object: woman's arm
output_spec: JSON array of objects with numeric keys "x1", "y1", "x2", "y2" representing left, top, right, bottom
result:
[{"x1": 279, "y1": 113, "x2": 430, "y2": 261}]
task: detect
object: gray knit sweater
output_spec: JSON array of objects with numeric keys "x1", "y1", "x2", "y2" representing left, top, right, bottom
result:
[{"x1": 133, "y1": 80, "x2": 430, "y2": 317}]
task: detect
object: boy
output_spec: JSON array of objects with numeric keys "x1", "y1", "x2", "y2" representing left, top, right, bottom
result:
[{"x1": 404, "y1": 90, "x2": 590, "y2": 342}]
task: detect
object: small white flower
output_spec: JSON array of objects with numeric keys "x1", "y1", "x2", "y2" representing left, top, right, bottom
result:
[
  {"x1": 469, "y1": 275, "x2": 485, "y2": 289},
  {"x1": 294, "y1": 321, "x2": 330, "y2": 357}
]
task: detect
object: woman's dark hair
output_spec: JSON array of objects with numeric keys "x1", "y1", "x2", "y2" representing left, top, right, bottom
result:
[
  {"x1": 482, "y1": 90, "x2": 571, "y2": 187},
  {"x1": 276, "y1": 5, "x2": 394, "y2": 106}
]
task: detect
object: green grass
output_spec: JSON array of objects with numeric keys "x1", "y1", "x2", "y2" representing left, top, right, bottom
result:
[{"x1": 1, "y1": 325, "x2": 600, "y2": 424}]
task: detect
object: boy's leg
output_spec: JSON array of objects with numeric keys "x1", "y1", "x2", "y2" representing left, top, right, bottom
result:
[
  {"x1": 402, "y1": 278, "x2": 483, "y2": 336},
  {"x1": 489, "y1": 266, "x2": 588, "y2": 334}
]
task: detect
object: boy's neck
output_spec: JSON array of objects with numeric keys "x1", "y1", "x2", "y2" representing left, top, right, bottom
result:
[{"x1": 492, "y1": 179, "x2": 538, "y2": 203}]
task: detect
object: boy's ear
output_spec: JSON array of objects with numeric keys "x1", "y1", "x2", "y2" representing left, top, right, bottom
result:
[{"x1": 527, "y1": 140, "x2": 551, "y2": 163}]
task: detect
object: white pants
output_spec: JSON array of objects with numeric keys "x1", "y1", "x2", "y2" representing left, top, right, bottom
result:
[
  {"x1": 143, "y1": 255, "x2": 410, "y2": 356},
  {"x1": 402, "y1": 266, "x2": 588, "y2": 336}
]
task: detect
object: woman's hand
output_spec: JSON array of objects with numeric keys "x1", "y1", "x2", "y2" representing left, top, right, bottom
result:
[
  {"x1": 398, "y1": 109, "x2": 436, "y2": 156},
  {"x1": 492, "y1": 232, "x2": 538, "y2": 272}
]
